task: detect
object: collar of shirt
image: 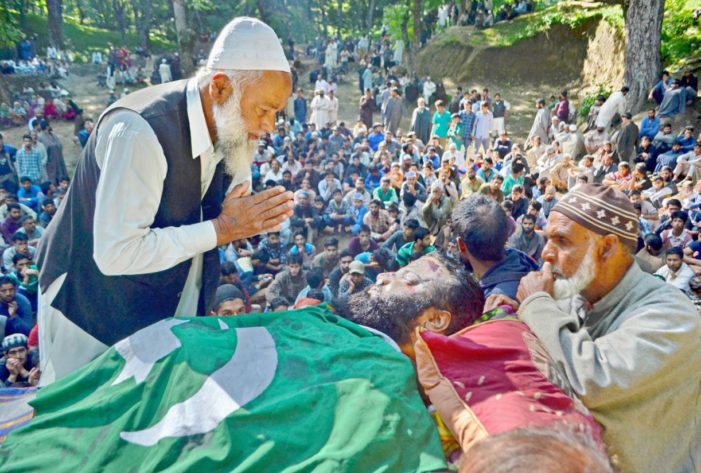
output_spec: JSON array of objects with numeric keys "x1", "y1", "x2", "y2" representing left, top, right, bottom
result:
[{"x1": 186, "y1": 78, "x2": 215, "y2": 160}]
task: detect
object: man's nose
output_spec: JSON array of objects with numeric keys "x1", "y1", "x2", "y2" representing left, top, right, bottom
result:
[{"x1": 541, "y1": 241, "x2": 556, "y2": 264}]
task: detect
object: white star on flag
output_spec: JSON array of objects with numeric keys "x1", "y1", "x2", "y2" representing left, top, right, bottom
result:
[
  {"x1": 625, "y1": 221, "x2": 635, "y2": 231},
  {"x1": 581, "y1": 203, "x2": 591, "y2": 211},
  {"x1": 611, "y1": 216, "x2": 620, "y2": 225},
  {"x1": 597, "y1": 209, "x2": 606, "y2": 219}
]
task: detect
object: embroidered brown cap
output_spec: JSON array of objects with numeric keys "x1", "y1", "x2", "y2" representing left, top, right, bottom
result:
[{"x1": 551, "y1": 184, "x2": 639, "y2": 251}]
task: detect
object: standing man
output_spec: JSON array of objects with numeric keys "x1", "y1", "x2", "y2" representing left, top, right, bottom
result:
[
  {"x1": 37, "y1": 17, "x2": 295, "y2": 384},
  {"x1": 491, "y1": 92, "x2": 510, "y2": 136},
  {"x1": 616, "y1": 112, "x2": 639, "y2": 166},
  {"x1": 472, "y1": 102, "x2": 493, "y2": 155},
  {"x1": 15, "y1": 135, "x2": 43, "y2": 184},
  {"x1": 430, "y1": 100, "x2": 451, "y2": 148},
  {"x1": 410, "y1": 98, "x2": 432, "y2": 146},
  {"x1": 293, "y1": 89, "x2": 307, "y2": 125},
  {"x1": 383, "y1": 87, "x2": 404, "y2": 136},
  {"x1": 527, "y1": 98, "x2": 550, "y2": 147}
]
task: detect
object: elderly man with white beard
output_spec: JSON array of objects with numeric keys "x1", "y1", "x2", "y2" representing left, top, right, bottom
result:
[
  {"x1": 490, "y1": 184, "x2": 701, "y2": 473},
  {"x1": 36, "y1": 17, "x2": 295, "y2": 385}
]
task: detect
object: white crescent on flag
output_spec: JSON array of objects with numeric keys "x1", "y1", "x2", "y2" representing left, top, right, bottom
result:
[{"x1": 120, "y1": 326, "x2": 278, "y2": 446}]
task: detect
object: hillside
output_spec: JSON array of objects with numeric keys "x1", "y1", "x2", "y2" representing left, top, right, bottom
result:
[{"x1": 417, "y1": 0, "x2": 700, "y2": 90}]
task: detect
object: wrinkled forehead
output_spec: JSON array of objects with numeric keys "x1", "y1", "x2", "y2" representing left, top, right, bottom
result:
[
  {"x1": 545, "y1": 212, "x2": 597, "y2": 246},
  {"x1": 399, "y1": 255, "x2": 452, "y2": 282}
]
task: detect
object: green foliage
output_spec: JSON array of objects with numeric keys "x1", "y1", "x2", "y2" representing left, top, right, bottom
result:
[
  {"x1": 383, "y1": 4, "x2": 412, "y2": 42},
  {"x1": 5, "y1": 10, "x2": 174, "y2": 54},
  {"x1": 661, "y1": 0, "x2": 701, "y2": 69},
  {"x1": 578, "y1": 86, "x2": 611, "y2": 119},
  {"x1": 0, "y1": 6, "x2": 23, "y2": 49}
]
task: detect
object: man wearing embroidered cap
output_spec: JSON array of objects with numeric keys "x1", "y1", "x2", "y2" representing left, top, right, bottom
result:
[
  {"x1": 37, "y1": 17, "x2": 295, "y2": 384},
  {"x1": 499, "y1": 184, "x2": 701, "y2": 473}
]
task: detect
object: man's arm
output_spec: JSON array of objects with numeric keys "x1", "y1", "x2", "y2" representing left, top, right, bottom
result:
[
  {"x1": 519, "y1": 290, "x2": 701, "y2": 409},
  {"x1": 93, "y1": 111, "x2": 292, "y2": 276}
]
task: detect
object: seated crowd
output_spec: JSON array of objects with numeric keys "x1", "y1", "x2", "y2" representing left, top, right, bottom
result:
[{"x1": 0, "y1": 45, "x2": 699, "y2": 470}]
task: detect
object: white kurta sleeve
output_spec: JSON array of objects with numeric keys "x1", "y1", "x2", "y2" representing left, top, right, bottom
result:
[{"x1": 92, "y1": 110, "x2": 217, "y2": 276}]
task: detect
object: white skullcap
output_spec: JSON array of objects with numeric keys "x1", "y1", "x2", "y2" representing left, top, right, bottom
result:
[{"x1": 207, "y1": 17, "x2": 290, "y2": 73}]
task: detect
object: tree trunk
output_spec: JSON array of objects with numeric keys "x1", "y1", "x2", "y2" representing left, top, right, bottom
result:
[
  {"x1": 46, "y1": 0, "x2": 64, "y2": 49},
  {"x1": 112, "y1": 0, "x2": 127, "y2": 45},
  {"x1": 131, "y1": 0, "x2": 152, "y2": 49},
  {"x1": 411, "y1": 0, "x2": 422, "y2": 65},
  {"x1": 623, "y1": 0, "x2": 665, "y2": 113},
  {"x1": 337, "y1": 0, "x2": 343, "y2": 35},
  {"x1": 172, "y1": 0, "x2": 194, "y2": 75},
  {"x1": 75, "y1": 0, "x2": 86, "y2": 24},
  {"x1": 366, "y1": 0, "x2": 375, "y2": 31}
]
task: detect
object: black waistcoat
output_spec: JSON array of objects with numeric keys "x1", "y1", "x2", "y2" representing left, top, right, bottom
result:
[{"x1": 37, "y1": 79, "x2": 224, "y2": 346}]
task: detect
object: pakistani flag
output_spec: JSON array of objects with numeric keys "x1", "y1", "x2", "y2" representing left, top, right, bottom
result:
[{"x1": 0, "y1": 307, "x2": 447, "y2": 472}]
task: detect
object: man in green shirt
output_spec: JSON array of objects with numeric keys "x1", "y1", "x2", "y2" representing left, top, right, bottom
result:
[
  {"x1": 431, "y1": 100, "x2": 452, "y2": 148},
  {"x1": 501, "y1": 162, "x2": 525, "y2": 196},
  {"x1": 396, "y1": 227, "x2": 435, "y2": 267},
  {"x1": 479, "y1": 175, "x2": 505, "y2": 203},
  {"x1": 373, "y1": 176, "x2": 398, "y2": 205}
]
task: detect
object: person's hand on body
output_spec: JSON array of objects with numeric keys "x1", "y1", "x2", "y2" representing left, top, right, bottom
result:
[{"x1": 213, "y1": 182, "x2": 294, "y2": 246}]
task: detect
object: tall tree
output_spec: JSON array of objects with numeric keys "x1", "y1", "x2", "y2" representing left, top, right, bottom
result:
[
  {"x1": 46, "y1": 0, "x2": 64, "y2": 49},
  {"x1": 112, "y1": 0, "x2": 128, "y2": 45},
  {"x1": 131, "y1": 0, "x2": 153, "y2": 49},
  {"x1": 622, "y1": 0, "x2": 666, "y2": 112},
  {"x1": 172, "y1": 0, "x2": 194, "y2": 75}
]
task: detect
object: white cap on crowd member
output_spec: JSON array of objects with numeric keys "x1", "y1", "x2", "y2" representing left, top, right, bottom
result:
[
  {"x1": 207, "y1": 17, "x2": 290, "y2": 73},
  {"x1": 349, "y1": 261, "x2": 365, "y2": 275}
]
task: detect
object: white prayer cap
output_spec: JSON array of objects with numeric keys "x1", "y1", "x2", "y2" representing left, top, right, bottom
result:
[{"x1": 207, "y1": 17, "x2": 290, "y2": 73}]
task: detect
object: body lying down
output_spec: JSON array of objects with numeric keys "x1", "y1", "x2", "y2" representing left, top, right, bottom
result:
[{"x1": 2, "y1": 254, "x2": 608, "y2": 472}]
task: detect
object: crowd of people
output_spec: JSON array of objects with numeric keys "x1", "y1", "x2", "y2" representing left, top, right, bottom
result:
[{"x1": 0, "y1": 10, "x2": 700, "y2": 471}]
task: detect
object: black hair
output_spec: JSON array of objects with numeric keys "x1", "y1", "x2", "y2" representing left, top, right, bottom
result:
[
  {"x1": 306, "y1": 267, "x2": 325, "y2": 289},
  {"x1": 666, "y1": 246, "x2": 683, "y2": 258},
  {"x1": 0, "y1": 276, "x2": 16, "y2": 288},
  {"x1": 452, "y1": 195, "x2": 509, "y2": 261},
  {"x1": 530, "y1": 200, "x2": 542, "y2": 211},
  {"x1": 221, "y1": 261, "x2": 238, "y2": 276},
  {"x1": 269, "y1": 296, "x2": 289, "y2": 310},
  {"x1": 404, "y1": 218, "x2": 420, "y2": 230},
  {"x1": 644, "y1": 233, "x2": 663, "y2": 251},
  {"x1": 19, "y1": 176, "x2": 32, "y2": 183},
  {"x1": 339, "y1": 249, "x2": 353, "y2": 260},
  {"x1": 671, "y1": 210, "x2": 689, "y2": 223},
  {"x1": 11, "y1": 233, "x2": 28, "y2": 244},
  {"x1": 7, "y1": 203, "x2": 20, "y2": 212},
  {"x1": 359, "y1": 224, "x2": 371, "y2": 234},
  {"x1": 287, "y1": 253, "x2": 304, "y2": 266},
  {"x1": 372, "y1": 247, "x2": 399, "y2": 272},
  {"x1": 521, "y1": 214, "x2": 536, "y2": 224},
  {"x1": 307, "y1": 289, "x2": 325, "y2": 301},
  {"x1": 12, "y1": 253, "x2": 31, "y2": 265},
  {"x1": 413, "y1": 226, "x2": 429, "y2": 242},
  {"x1": 325, "y1": 237, "x2": 339, "y2": 248}
]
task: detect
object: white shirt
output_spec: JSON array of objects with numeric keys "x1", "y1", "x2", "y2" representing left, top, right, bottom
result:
[
  {"x1": 92, "y1": 78, "x2": 220, "y2": 316},
  {"x1": 655, "y1": 263, "x2": 695, "y2": 292}
]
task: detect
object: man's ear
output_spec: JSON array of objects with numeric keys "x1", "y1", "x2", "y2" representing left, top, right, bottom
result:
[
  {"x1": 456, "y1": 236, "x2": 469, "y2": 257},
  {"x1": 209, "y1": 73, "x2": 234, "y2": 106},
  {"x1": 599, "y1": 235, "x2": 620, "y2": 260},
  {"x1": 424, "y1": 308, "x2": 452, "y2": 334}
]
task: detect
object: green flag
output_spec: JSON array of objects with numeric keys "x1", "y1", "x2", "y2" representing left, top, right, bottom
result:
[{"x1": 0, "y1": 307, "x2": 447, "y2": 472}]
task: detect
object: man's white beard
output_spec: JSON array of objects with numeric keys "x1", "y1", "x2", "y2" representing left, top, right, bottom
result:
[
  {"x1": 552, "y1": 242, "x2": 597, "y2": 300},
  {"x1": 212, "y1": 92, "x2": 258, "y2": 187}
]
